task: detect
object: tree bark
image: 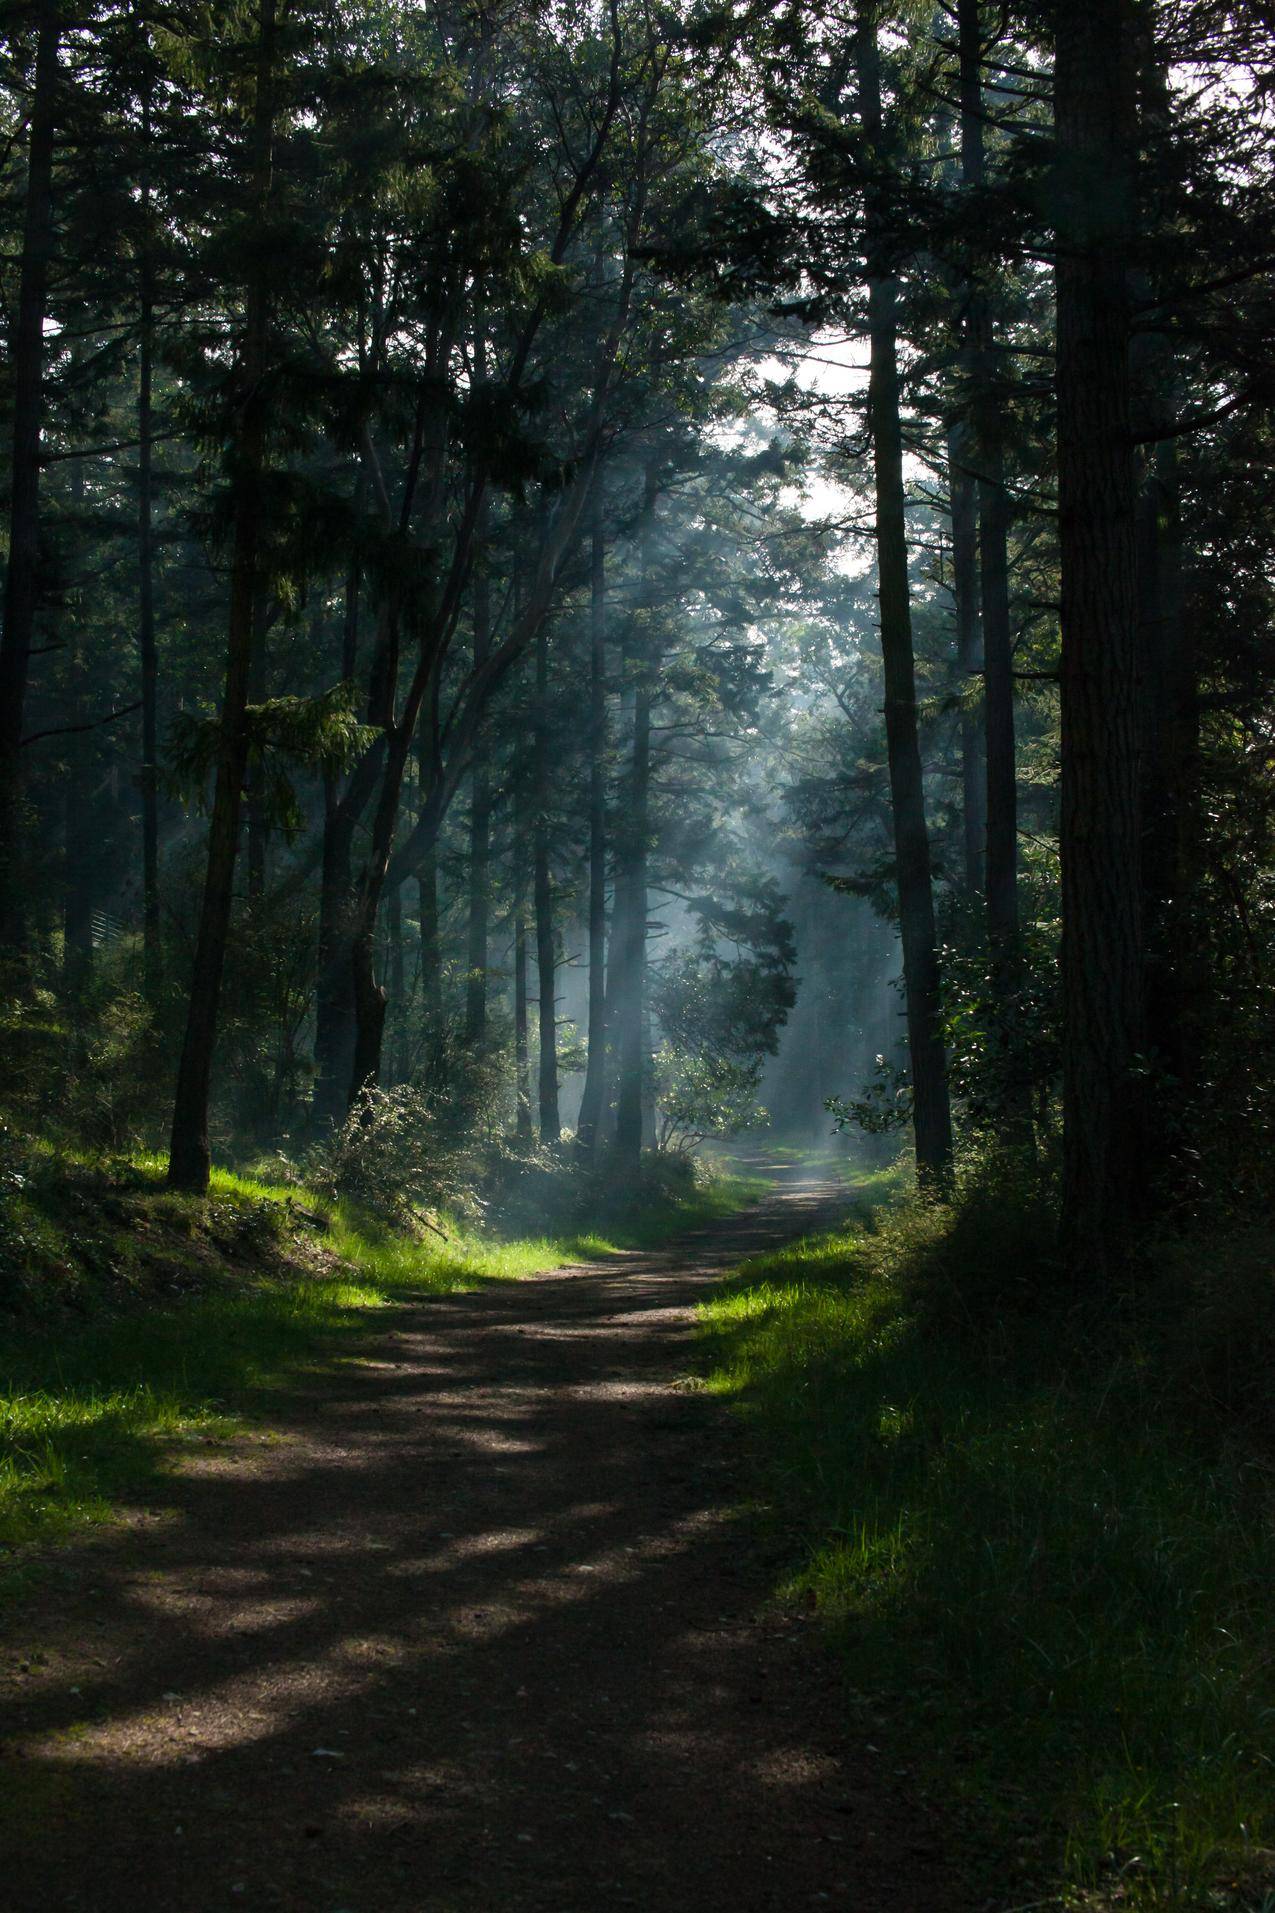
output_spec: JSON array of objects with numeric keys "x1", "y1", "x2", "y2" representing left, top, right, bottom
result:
[
  {"x1": 948, "y1": 423, "x2": 985, "y2": 894},
  {"x1": 857, "y1": 11, "x2": 953, "y2": 1189},
  {"x1": 956, "y1": 0, "x2": 1016, "y2": 954},
  {"x1": 312, "y1": 552, "x2": 362, "y2": 1131},
  {"x1": 612, "y1": 473, "x2": 658, "y2": 1171},
  {"x1": 1138, "y1": 431, "x2": 1195, "y2": 1099},
  {"x1": 167, "y1": 0, "x2": 277, "y2": 1191},
  {"x1": 533, "y1": 620, "x2": 560, "y2": 1143},
  {"x1": 1133, "y1": 20, "x2": 1198, "y2": 1118},
  {"x1": 0, "y1": 0, "x2": 60, "y2": 954},
  {"x1": 513, "y1": 798, "x2": 532, "y2": 1143},
  {"x1": 314, "y1": 790, "x2": 357, "y2": 1131},
  {"x1": 245, "y1": 586, "x2": 269, "y2": 901},
  {"x1": 575, "y1": 503, "x2": 609, "y2": 1153},
  {"x1": 63, "y1": 702, "x2": 94, "y2": 992},
  {"x1": 611, "y1": 675, "x2": 650, "y2": 1170},
  {"x1": 464, "y1": 571, "x2": 492, "y2": 1043},
  {"x1": 980, "y1": 448, "x2": 1016, "y2": 955},
  {"x1": 138, "y1": 83, "x2": 161, "y2": 1002},
  {"x1": 387, "y1": 878, "x2": 406, "y2": 1082},
  {"x1": 1054, "y1": 0, "x2": 1147, "y2": 1264},
  {"x1": 418, "y1": 734, "x2": 442, "y2": 1042}
]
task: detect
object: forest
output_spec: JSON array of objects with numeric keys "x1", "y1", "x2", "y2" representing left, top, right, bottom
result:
[{"x1": 1, "y1": 2, "x2": 1273, "y2": 1909}]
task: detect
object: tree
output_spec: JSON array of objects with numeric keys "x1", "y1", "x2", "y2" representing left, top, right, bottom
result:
[
  {"x1": 0, "y1": 0, "x2": 62, "y2": 953},
  {"x1": 167, "y1": 0, "x2": 282, "y2": 1191},
  {"x1": 1052, "y1": 0, "x2": 1148, "y2": 1264},
  {"x1": 854, "y1": 7, "x2": 953, "y2": 1187}
]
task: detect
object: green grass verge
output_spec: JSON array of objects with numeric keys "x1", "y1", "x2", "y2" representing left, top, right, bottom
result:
[
  {"x1": 0, "y1": 1156, "x2": 762, "y2": 1571},
  {"x1": 699, "y1": 1190, "x2": 1275, "y2": 1911}
]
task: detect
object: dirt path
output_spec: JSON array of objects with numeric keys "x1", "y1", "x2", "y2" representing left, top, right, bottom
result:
[{"x1": 1, "y1": 1180, "x2": 964, "y2": 1912}]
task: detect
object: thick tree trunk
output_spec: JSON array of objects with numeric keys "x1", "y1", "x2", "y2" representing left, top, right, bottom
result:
[
  {"x1": 167, "y1": 0, "x2": 277, "y2": 1192},
  {"x1": 575, "y1": 507, "x2": 609, "y2": 1153},
  {"x1": 0, "y1": 1, "x2": 60, "y2": 953},
  {"x1": 533, "y1": 622, "x2": 560, "y2": 1143},
  {"x1": 1054, "y1": 0, "x2": 1147, "y2": 1263},
  {"x1": 857, "y1": 12, "x2": 953, "y2": 1189}
]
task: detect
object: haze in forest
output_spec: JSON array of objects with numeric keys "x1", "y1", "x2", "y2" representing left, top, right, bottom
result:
[{"x1": 2, "y1": 4, "x2": 1274, "y2": 1907}]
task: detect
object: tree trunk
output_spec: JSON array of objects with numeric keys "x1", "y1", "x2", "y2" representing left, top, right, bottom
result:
[
  {"x1": 63, "y1": 701, "x2": 95, "y2": 992},
  {"x1": 957, "y1": 0, "x2": 1016, "y2": 954},
  {"x1": 0, "y1": 0, "x2": 60, "y2": 954},
  {"x1": 513, "y1": 809, "x2": 532, "y2": 1143},
  {"x1": 980, "y1": 447, "x2": 1016, "y2": 955},
  {"x1": 387, "y1": 879, "x2": 406, "y2": 1082},
  {"x1": 948, "y1": 423, "x2": 985, "y2": 895},
  {"x1": 464, "y1": 569, "x2": 492, "y2": 1043},
  {"x1": 613, "y1": 665, "x2": 651, "y2": 1170},
  {"x1": 312, "y1": 557, "x2": 361, "y2": 1131},
  {"x1": 314, "y1": 800, "x2": 357, "y2": 1131},
  {"x1": 418, "y1": 736, "x2": 442, "y2": 1041},
  {"x1": 533, "y1": 621, "x2": 560, "y2": 1143},
  {"x1": 1138, "y1": 432, "x2": 1195, "y2": 1101},
  {"x1": 348, "y1": 916, "x2": 387, "y2": 1109},
  {"x1": 1054, "y1": 0, "x2": 1147, "y2": 1264},
  {"x1": 1133, "y1": 23, "x2": 1199, "y2": 1121},
  {"x1": 167, "y1": 0, "x2": 277, "y2": 1192},
  {"x1": 857, "y1": 11, "x2": 953, "y2": 1189},
  {"x1": 138, "y1": 84, "x2": 161, "y2": 1003},
  {"x1": 575, "y1": 504, "x2": 609, "y2": 1153},
  {"x1": 612, "y1": 473, "x2": 658, "y2": 1171},
  {"x1": 245, "y1": 587, "x2": 269, "y2": 901},
  {"x1": 63, "y1": 442, "x2": 93, "y2": 989}
]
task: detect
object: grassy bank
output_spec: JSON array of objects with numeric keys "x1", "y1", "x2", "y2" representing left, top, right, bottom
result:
[
  {"x1": 699, "y1": 1176, "x2": 1275, "y2": 1911},
  {"x1": 0, "y1": 1152, "x2": 763, "y2": 1569}
]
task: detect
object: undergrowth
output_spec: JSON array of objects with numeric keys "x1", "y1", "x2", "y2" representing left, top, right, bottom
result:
[
  {"x1": 699, "y1": 1156, "x2": 1275, "y2": 1912},
  {"x1": 0, "y1": 1143, "x2": 761, "y2": 1570}
]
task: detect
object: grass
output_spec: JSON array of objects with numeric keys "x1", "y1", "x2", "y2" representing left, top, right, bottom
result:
[
  {"x1": 698, "y1": 1172, "x2": 1275, "y2": 1911},
  {"x1": 0, "y1": 1151, "x2": 763, "y2": 1573}
]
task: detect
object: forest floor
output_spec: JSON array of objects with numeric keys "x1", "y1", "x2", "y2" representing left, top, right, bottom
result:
[{"x1": 0, "y1": 1170, "x2": 971, "y2": 1913}]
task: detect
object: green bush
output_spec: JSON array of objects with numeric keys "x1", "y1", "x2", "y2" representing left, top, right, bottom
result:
[{"x1": 305, "y1": 1083, "x2": 478, "y2": 1229}]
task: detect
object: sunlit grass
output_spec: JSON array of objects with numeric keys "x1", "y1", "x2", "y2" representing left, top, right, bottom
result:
[
  {"x1": 0, "y1": 1154, "x2": 762, "y2": 1568},
  {"x1": 699, "y1": 1201, "x2": 1275, "y2": 1911}
]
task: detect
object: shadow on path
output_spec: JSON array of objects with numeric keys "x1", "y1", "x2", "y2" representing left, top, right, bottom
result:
[{"x1": 0, "y1": 1178, "x2": 964, "y2": 1911}]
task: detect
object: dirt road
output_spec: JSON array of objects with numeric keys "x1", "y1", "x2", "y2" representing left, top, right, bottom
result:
[{"x1": 1, "y1": 1181, "x2": 963, "y2": 1911}]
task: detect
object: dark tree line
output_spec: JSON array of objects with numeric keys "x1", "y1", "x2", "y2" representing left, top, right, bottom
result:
[{"x1": 2, "y1": 0, "x2": 1273, "y2": 1270}]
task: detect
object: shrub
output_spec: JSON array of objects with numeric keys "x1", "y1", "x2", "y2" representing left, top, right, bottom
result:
[{"x1": 305, "y1": 1084, "x2": 477, "y2": 1230}]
